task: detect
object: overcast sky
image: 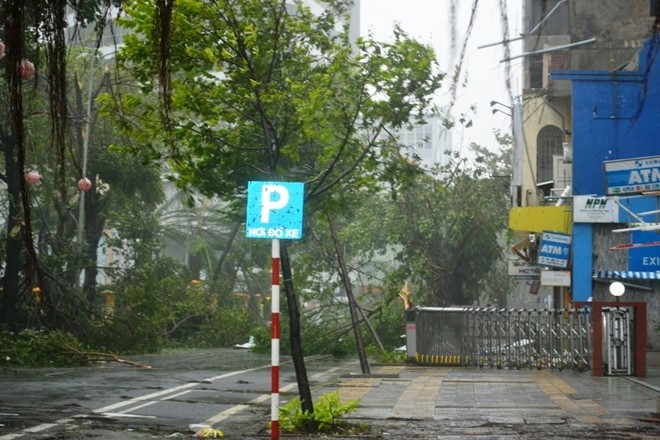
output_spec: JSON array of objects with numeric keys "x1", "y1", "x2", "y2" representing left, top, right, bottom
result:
[{"x1": 360, "y1": 0, "x2": 523, "y2": 155}]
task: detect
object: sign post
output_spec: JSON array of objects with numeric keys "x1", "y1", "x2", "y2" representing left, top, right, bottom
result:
[
  {"x1": 270, "y1": 238, "x2": 280, "y2": 439},
  {"x1": 246, "y1": 181, "x2": 304, "y2": 440}
]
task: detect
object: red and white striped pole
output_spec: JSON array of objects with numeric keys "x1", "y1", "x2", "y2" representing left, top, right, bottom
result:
[{"x1": 270, "y1": 238, "x2": 280, "y2": 440}]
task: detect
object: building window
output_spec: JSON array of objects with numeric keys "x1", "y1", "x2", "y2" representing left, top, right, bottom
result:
[
  {"x1": 536, "y1": 125, "x2": 563, "y2": 184},
  {"x1": 529, "y1": 54, "x2": 543, "y2": 89},
  {"x1": 396, "y1": 123, "x2": 433, "y2": 150}
]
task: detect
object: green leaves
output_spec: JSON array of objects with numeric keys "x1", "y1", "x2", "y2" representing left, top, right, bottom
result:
[
  {"x1": 384, "y1": 141, "x2": 512, "y2": 306},
  {"x1": 109, "y1": 0, "x2": 443, "y2": 209},
  {"x1": 277, "y1": 391, "x2": 361, "y2": 433},
  {"x1": 0, "y1": 330, "x2": 86, "y2": 368}
]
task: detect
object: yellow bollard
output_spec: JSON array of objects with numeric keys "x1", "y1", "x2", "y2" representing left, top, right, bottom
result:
[
  {"x1": 32, "y1": 287, "x2": 42, "y2": 304},
  {"x1": 102, "y1": 290, "x2": 115, "y2": 318}
]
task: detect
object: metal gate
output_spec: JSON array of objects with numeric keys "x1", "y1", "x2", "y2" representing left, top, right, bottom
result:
[
  {"x1": 410, "y1": 307, "x2": 591, "y2": 371},
  {"x1": 603, "y1": 307, "x2": 631, "y2": 375}
]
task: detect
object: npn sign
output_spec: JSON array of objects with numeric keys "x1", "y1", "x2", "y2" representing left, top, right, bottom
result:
[{"x1": 246, "y1": 181, "x2": 304, "y2": 240}]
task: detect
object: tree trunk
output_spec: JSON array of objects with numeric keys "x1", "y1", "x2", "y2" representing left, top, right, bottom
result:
[
  {"x1": 279, "y1": 241, "x2": 316, "y2": 427},
  {"x1": 355, "y1": 301, "x2": 384, "y2": 351},
  {"x1": 0, "y1": 132, "x2": 23, "y2": 330},
  {"x1": 327, "y1": 214, "x2": 370, "y2": 374},
  {"x1": 211, "y1": 222, "x2": 240, "y2": 282},
  {"x1": 83, "y1": 191, "x2": 109, "y2": 304}
]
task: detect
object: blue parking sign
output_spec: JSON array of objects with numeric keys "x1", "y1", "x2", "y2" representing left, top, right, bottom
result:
[{"x1": 246, "y1": 181, "x2": 304, "y2": 240}]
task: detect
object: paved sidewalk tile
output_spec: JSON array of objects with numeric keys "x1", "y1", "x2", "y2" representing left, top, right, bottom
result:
[{"x1": 336, "y1": 364, "x2": 660, "y2": 431}]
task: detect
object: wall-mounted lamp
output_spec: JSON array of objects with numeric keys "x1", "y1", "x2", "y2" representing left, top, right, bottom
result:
[{"x1": 609, "y1": 281, "x2": 625, "y2": 302}]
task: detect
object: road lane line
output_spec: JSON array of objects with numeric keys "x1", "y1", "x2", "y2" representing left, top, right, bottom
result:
[
  {"x1": 0, "y1": 419, "x2": 79, "y2": 440},
  {"x1": 93, "y1": 383, "x2": 199, "y2": 414},
  {"x1": 107, "y1": 389, "x2": 195, "y2": 416},
  {"x1": 102, "y1": 413, "x2": 157, "y2": 419},
  {"x1": 203, "y1": 365, "x2": 270, "y2": 382},
  {"x1": 1, "y1": 363, "x2": 273, "y2": 439},
  {"x1": 203, "y1": 404, "x2": 250, "y2": 425},
  {"x1": 94, "y1": 364, "x2": 270, "y2": 414},
  {"x1": 1, "y1": 357, "x2": 336, "y2": 439},
  {"x1": 200, "y1": 365, "x2": 348, "y2": 428},
  {"x1": 23, "y1": 423, "x2": 59, "y2": 433}
]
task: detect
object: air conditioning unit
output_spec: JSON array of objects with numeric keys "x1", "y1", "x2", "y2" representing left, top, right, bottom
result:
[
  {"x1": 562, "y1": 142, "x2": 572, "y2": 163},
  {"x1": 553, "y1": 155, "x2": 572, "y2": 191}
]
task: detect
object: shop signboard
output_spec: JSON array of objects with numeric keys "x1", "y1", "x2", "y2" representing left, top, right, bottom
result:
[
  {"x1": 537, "y1": 231, "x2": 571, "y2": 269},
  {"x1": 604, "y1": 155, "x2": 660, "y2": 196}
]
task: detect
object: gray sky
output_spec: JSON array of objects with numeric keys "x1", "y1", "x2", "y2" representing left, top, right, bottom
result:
[{"x1": 360, "y1": 0, "x2": 523, "y2": 155}]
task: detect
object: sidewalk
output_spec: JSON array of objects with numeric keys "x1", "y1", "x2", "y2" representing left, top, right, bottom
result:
[
  {"x1": 5, "y1": 352, "x2": 660, "y2": 439},
  {"x1": 315, "y1": 361, "x2": 660, "y2": 439},
  {"x1": 71, "y1": 355, "x2": 660, "y2": 439}
]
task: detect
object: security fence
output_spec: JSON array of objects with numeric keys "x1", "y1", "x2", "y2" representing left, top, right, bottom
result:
[{"x1": 411, "y1": 307, "x2": 591, "y2": 371}]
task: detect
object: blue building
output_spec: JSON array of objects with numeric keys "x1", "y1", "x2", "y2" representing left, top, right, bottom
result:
[{"x1": 551, "y1": 35, "x2": 660, "y2": 312}]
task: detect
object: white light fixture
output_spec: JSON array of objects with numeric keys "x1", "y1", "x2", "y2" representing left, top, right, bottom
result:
[{"x1": 609, "y1": 281, "x2": 625, "y2": 298}]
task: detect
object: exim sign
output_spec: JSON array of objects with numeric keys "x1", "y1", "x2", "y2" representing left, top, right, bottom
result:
[
  {"x1": 629, "y1": 230, "x2": 660, "y2": 271},
  {"x1": 604, "y1": 155, "x2": 660, "y2": 196}
]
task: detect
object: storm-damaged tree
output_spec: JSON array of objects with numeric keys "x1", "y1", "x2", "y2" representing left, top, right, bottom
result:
[
  {"x1": 105, "y1": 0, "x2": 442, "y2": 427},
  {"x1": 386, "y1": 135, "x2": 512, "y2": 307},
  {"x1": 0, "y1": 0, "x2": 167, "y2": 331}
]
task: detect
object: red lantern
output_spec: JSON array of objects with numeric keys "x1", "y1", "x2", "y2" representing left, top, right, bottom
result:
[
  {"x1": 78, "y1": 177, "x2": 92, "y2": 192},
  {"x1": 19, "y1": 59, "x2": 35, "y2": 80},
  {"x1": 26, "y1": 171, "x2": 41, "y2": 185},
  {"x1": 0, "y1": 42, "x2": 5, "y2": 60}
]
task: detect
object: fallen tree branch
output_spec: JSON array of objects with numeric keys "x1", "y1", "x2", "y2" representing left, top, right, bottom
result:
[{"x1": 64, "y1": 347, "x2": 152, "y2": 369}]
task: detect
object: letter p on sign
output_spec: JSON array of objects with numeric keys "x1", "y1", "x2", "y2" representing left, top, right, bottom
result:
[
  {"x1": 261, "y1": 185, "x2": 289, "y2": 223},
  {"x1": 246, "y1": 181, "x2": 304, "y2": 240}
]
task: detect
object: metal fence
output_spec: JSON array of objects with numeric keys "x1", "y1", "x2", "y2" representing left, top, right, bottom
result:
[{"x1": 412, "y1": 307, "x2": 591, "y2": 371}]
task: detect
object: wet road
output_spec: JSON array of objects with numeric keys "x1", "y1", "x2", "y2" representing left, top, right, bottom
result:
[
  {"x1": 0, "y1": 348, "x2": 350, "y2": 439},
  {"x1": 3, "y1": 349, "x2": 660, "y2": 439}
]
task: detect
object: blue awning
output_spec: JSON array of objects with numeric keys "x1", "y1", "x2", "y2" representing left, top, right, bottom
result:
[{"x1": 593, "y1": 270, "x2": 660, "y2": 280}]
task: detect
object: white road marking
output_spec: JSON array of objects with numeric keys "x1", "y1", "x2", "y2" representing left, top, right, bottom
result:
[
  {"x1": 203, "y1": 404, "x2": 250, "y2": 424},
  {"x1": 102, "y1": 413, "x2": 157, "y2": 419},
  {"x1": 0, "y1": 363, "x2": 270, "y2": 439},
  {"x1": 93, "y1": 383, "x2": 199, "y2": 414},
  {"x1": 94, "y1": 364, "x2": 269, "y2": 415},
  {"x1": 23, "y1": 423, "x2": 59, "y2": 433},
  {"x1": 0, "y1": 357, "x2": 343, "y2": 439},
  {"x1": 105, "y1": 389, "x2": 195, "y2": 416},
  {"x1": 199, "y1": 365, "x2": 346, "y2": 427}
]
